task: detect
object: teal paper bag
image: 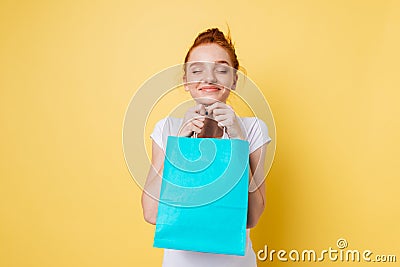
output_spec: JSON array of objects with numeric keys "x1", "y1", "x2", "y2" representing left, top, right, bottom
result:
[{"x1": 153, "y1": 136, "x2": 249, "y2": 256}]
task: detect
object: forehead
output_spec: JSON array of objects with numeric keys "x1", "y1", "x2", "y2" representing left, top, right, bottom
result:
[{"x1": 187, "y1": 43, "x2": 233, "y2": 66}]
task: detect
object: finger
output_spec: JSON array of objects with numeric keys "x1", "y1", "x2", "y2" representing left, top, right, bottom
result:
[
  {"x1": 206, "y1": 103, "x2": 219, "y2": 116},
  {"x1": 207, "y1": 102, "x2": 233, "y2": 116},
  {"x1": 212, "y1": 102, "x2": 232, "y2": 110},
  {"x1": 207, "y1": 102, "x2": 223, "y2": 113},
  {"x1": 182, "y1": 115, "x2": 204, "y2": 129},
  {"x1": 186, "y1": 110, "x2": 205, "y2": 121},
  {"x1": 192, "y1": 125, "x2": 202, "y2": 133},
  {"x1": 212, "y1": 108, "x2": 229, "y2": 116},
  {"x1": 181, "y1": 121, "x2": 202, "y2": 135},
  {"x1": 191, "y1": 119, "x2": 204, "y2": 128},
  {"x1": 194, "y1": 104, "x2": 206, "y2": 115},
  {"x1": 214, "y1": 114, "x2": 229, "y2": 122},
  {"x1": 217, "y1": 118, "x2": 234, "y2": 127},
  {"x1": 192, "y1": 114, "x2": 205, "y2": 121},
  {"x1": 199, "y1": 105, "x2": 206, "y2": 116},
  {"x1": 178, "y1": 120, "x2": 197, "y2": 136}
]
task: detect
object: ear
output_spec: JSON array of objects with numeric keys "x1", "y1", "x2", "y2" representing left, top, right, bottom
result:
[
  {"x1": 231, "y1": 72, "x2": 238, "y2": 90},
  {"x1": 183, "y1": 75, "x2": 189, "y2": 91}
]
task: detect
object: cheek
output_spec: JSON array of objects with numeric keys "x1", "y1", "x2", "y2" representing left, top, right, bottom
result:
[
  {"x1": 217, "y1": 74, "x2": 235, "y2": 87},
  {"x1": 184, "y1": 76, "x2": 200, "y2": 90}
]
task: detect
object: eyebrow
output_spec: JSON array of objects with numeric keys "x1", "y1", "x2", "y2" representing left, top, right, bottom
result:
[
  {"x1": 215, "y1": 60, "x2": 230, "y2": 65},
  {"x1": 187, "y1": 60, "x2": 231, "y2": 68}
]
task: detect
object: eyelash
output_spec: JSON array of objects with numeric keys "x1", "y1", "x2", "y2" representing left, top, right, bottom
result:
[{"x1": 191, "y1": 70, "x2": 227, "y2": 74}]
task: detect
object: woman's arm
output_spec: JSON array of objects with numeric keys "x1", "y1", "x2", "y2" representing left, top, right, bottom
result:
[
  {"x1": 247, "y1": 144, "x2": 267, "y2": 228},
  {"x1": 142, "y1": 107, "x2": 206, "y2": 224},
  {"x1": 141, "y1": 140, "x2": 165, "y2": 225}
]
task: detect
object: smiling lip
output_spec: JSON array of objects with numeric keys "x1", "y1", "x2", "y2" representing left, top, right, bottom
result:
[{"x1": 199, "y1": 86, "x2": 221, "y2": 92}]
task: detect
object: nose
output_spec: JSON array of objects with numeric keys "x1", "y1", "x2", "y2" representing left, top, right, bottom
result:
[{"x1": 204, "y1": 68, "x2": 217, "y2": 84}]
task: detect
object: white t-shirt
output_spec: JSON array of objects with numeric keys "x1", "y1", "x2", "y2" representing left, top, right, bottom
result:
[{"x1": 150, "y1": 117, "x2": 271, "y2": 267}]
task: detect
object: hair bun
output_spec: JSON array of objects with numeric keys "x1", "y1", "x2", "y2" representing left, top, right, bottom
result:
[{"x1": 184, "y1": 27, "x2": 239, "y2": 70}]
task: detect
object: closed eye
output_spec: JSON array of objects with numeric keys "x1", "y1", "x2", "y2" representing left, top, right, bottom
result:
[
  {"x1": 191, "y1": 69, "x2": 203, "y2": 74},
  {"x1": 216, "y1": 68, "x2": 228, "y2": 73},
  {"x1": 215, "y1": 64, "x2": 229, "y2": 73}
]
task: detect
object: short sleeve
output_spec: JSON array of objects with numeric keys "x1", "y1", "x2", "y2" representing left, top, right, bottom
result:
[
  {"x1": 150, "y1": 118, "x2": 167, "y2": 150},
  {"x1": 247, "y1": 118, "x2": 272, "y2": 154},
  {"x1": 149, "y1": 117, "x2": 183, "y2": 151}
]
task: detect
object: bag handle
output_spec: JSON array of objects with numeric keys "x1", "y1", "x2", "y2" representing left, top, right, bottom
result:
[
  {"x1": 192, "y1": 127, "x2": 226, "y2": 138},
  {"x1": 192, "y1": 117, "x2": 227, "y2": 138}
]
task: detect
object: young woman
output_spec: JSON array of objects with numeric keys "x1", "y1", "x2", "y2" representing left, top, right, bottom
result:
[{"x1": 142, "y1": 28, "x2": 271, "y2": 267}]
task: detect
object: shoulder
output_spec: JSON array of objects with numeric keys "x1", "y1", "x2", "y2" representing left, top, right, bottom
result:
[
  {"x1": 239, "y1": 117, "x2": 269, "y2": 136},
  {"x1": 238, "y1": 117, "x2": 271, "y2": 154},
  {"x1": 150, "y1": 117, "x2": 183, "y2": 151},
  {"x1": 239, "y1": 117, "x2": 266, "y2": 126},
  {"x1": 153, "y1": 117, "x2": 183, "y2": 132}
]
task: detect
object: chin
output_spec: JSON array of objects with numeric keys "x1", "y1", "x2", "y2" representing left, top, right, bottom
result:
[{"x1": 194, "y1": 97, "x2": 222, "y2": 106}]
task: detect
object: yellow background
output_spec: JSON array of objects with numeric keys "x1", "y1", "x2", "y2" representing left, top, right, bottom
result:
[{"x1": 1, "y1": 0, "x2": 399, "y2": 266}]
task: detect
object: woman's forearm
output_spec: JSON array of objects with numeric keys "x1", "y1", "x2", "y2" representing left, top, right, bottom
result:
[
  {"x1": 141, "y1": 169, "x2": 162, "y2": 225},
  {"x1": 247, "y1": 144, "x2": 267, "y2": 228},
  {"x1": 141, "y1": 141, "x2": 165, "y2": 225},
  {"x1": 247, "y1": 182, "x2": 266, "y2": 228}
]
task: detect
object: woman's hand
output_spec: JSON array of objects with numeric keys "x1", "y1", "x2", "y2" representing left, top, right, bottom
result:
[
  {"x1": 207, "y1": 102, "x2": 244, "y2": 139},
  {"x1": 178, "y1": 104, "x2": 206, "y2": 137}
]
